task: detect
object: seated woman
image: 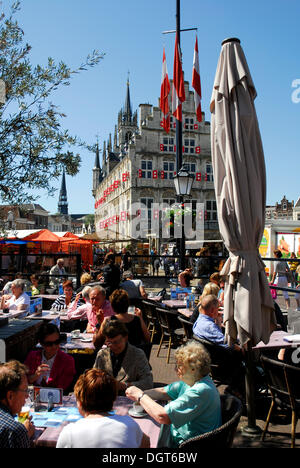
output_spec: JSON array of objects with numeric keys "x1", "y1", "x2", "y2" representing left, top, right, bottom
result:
[
  {"x1": 51, "y1": 280, "x2": 82, "y2": 311},
  {"x1": 126, "y1": 340, "x2": 221, "y2": 448},
  {"x1": 24, "y1": 323, "x2": 76, "y2": 393},
  {"x1": 0, "y1": 279, "x2": 30, "y2": 317},
  {"x1": 93, "y1": 289, "x2": 150, "y2": 350},
  {"x1": 56, "y1": 368, "x2": 150, "y2": 448},
  {"x1": 30, "y1": 274, "x2": 41, "y2": 296},
  {"x1": 93, "y1": 319, "x2": 153, "y2": 394}
]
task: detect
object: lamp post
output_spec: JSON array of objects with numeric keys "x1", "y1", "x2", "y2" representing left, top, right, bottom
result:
[{"x1": 173, "y1": 165, "x2": 194, "y2": 270}]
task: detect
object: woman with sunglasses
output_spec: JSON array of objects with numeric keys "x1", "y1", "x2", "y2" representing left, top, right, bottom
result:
[{"x1": 24, "y1": 323, "x2": 76, "y2": 393}]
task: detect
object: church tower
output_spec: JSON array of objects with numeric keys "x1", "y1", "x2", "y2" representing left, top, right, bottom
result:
[
  {"x1": 57, "y1": 168, "x2": 68, "y2": 215},
  {"x1": 118, "y1": 76, "x2": 138, "y2": 154},
  {"x1": 92, "y1": 142, "x2": 103, "y2": 197}
]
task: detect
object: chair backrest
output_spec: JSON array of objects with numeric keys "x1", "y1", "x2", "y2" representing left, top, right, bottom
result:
[
  {"x1": 178, "y1": 316, "x2": 193, "y2": 340},
  {"x1": 179, "y1": 394, "x2": 243, "y2": 449},
  {"x1": 192, "y1": 336, "x2": 235, "y2": 386},
  {"x1": 155, "y1": 307, "x2": 175, "y2": 333},
  {"x1": 142, "y1": 300, "x2": 159, "y2": 323},
  {"x1": 260, "y1": 355, "x2": 300, "y2": 408}
]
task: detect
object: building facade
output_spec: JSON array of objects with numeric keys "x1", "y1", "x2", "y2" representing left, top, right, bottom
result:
[{"x1": 93, "y1": 80, "x2": 219, "y2": 251}]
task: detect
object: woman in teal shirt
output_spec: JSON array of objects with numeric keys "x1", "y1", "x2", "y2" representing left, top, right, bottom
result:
[{"x1": 126, "y1": 340, "x2": 221, "y2": 447}]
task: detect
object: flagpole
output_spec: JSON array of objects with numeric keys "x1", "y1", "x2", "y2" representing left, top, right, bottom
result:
[
  {"x1": 175, "y1": 0, "x2": 183, "y2": 271},
  {"x1": 163, "y1": 0, "x2": 197, "y2": 271}
]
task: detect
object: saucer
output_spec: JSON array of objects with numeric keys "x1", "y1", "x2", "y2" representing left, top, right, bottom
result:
[{"x1": 128, "y1": 407, "x2": 147, "y2": 418}]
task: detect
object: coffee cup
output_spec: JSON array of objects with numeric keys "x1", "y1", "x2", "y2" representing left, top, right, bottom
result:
[
  {"x1": 71, "y1": 329, "x2": 80, "y2": 338},
  {"x1": 133, "y1": 402, "x2": 145, "y2": 414}
]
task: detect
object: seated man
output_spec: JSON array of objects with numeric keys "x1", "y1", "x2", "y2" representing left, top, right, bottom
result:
[
  {"x1": 49, "y1": 258, "x2": 66, "y2": 291},
  {"x1": 93, "y1": 320, "x2": 153, "y2": 394},
  {"x1": 119, "y1": 271, "x2": 148, "y2": 307},
  {"x1": 0, "y1": 279, "x2": 30, "y2": 317},
  {"x1": 89, "y1": 285, "x2": 114, "y2": 335},
  {"x1": 0, "y1": 360, "x2": 35, "y2": 448},
  {"x1": 192, "y1": 295, "x2": 230, "y2": 347},
  {"x1": 193, "y1": 295, "x2": 244, "y2": 396}
]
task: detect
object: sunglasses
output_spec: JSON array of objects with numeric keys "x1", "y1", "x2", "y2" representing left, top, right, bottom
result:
[{"x1": 43, "y1": 339, "x2": 60, "y2": 347}]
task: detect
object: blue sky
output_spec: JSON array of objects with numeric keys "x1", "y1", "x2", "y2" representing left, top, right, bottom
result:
[{"x1": 8, "y1": 0, "x2": 300, "y2": 214}]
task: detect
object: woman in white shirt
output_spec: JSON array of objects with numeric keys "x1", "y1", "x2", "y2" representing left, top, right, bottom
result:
[
  {"x1": 56, "y1": 368, "x2": 150, "y2": 448},
  {"x1": 0, "y1": 278, "x2": 30, "y2": 317}
]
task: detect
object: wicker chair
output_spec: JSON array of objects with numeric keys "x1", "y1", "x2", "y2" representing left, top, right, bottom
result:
[
  {"x1": 260, "y1": 355, "x2": 300, "y2": 448},
  {"x1": 178, "y1": 394, "x2": 243, "y2": 449},
  {"x1": 142, "y1": 300, "x2": 160, "y2": 343},
  {"x1": 155, "y1": 307, "x2": 184, "y2": 363},
  {"x1": 177, "y1": 316, "x2": 193, "y2": 341}
]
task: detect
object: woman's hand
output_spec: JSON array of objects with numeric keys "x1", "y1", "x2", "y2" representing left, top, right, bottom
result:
[
  {"x1": 35, "y1": 363, "x2": 50, "y2": 378},
  {"x1": 135, "y1": 308, "x2": 142, "y2": 317},
  {"x1": 125, "y1": 385, "x2": 141, "y2": 402}
]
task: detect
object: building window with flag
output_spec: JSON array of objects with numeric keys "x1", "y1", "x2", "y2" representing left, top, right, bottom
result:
[{"x1": 140, "y1": 160, "x2": 153, "y2": 178}]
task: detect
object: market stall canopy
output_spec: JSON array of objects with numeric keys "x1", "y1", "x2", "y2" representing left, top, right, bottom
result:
[{"x1": 23, "y1": 229, "x2": 61, "y2": 242}]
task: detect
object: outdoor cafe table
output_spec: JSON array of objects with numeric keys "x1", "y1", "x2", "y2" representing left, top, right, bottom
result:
[
  {"x1": 162, "y1": 299, "x2": 186, "y2": 309},
  {"x1": 33, "y1": 395, "x2": 160, "y2": 448},
  {"x1": 253, "y1": 330, "x2": 296, "y2": 350}
]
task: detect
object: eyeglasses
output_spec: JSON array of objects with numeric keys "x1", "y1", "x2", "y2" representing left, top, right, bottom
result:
[
  {"x1": 15, "y1": 388, "x2": 29, "y2": 395},
  {"x1": 105, "y1": 336, "x2": 125, "y2": 347},
  {"x1": 43, "y1": 339, "x2": 60, "y2": 347}
]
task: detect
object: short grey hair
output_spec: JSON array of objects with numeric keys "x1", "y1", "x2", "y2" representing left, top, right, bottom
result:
[
  {"x1": 12, "y1": 279, "x2": 25, "y2": 291},
  {"x1": 122, "y1": 270, "x2": 133, "y2": 279},
  {"x1": 82, "y1": 286, "x2": 92, "y2": 300},
  {"x1": 175, "y1": 340, "x2": 211, "y2": 380},
  {"x1": 89, "y1": 285, "x2": 106, "y2": 297}
]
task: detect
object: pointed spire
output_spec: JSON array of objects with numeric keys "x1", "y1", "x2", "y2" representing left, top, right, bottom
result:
[
  {"x1": 94, "y1": 142, "x2": 100, "y2": 169},
  {"x1": 58, "y1": 168, "x2": 68, "y2": 215},
  {"x1": 124, "y1": 73, "x2": 132, "y2": 124}
]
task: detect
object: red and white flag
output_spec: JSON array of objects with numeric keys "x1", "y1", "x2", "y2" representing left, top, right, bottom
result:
[
  {"x1": 192, "y1": 35, "x2": 202, "y2": 122},
  {"x1": 160, "y1": 47, "x2": 171, "y2": 133},
  {"x1": 172, "y1": 33, "x2": 185, "y2": 121}
]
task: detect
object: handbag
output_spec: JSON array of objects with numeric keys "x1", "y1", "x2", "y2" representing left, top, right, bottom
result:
[{"x1": 269, "y1": 284, "x2": 277, "y2": 300}]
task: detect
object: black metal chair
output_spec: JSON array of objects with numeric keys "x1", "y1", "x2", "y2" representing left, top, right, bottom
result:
[
  {"x1": 155, "y1": 307, "x2": 184, "y2": 363},
  {"x1": 177, "y1": 316, "x2": 193, "y2": 341},
  {"x1": 178, "y1": 394, "x2": 243, "y2": 449},
  {"x1": 192, "y1": 336, "x2": 244, "y2": 389},
  {"x1": 260, "y1": 355, "x2": 300, "y2": 448},
  {"x1": 142, "y1": 300, "x2": 160, "y2": 343}
]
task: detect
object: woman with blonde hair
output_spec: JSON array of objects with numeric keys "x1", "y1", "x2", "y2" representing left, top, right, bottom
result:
[
  {"x1": 126, "y1": 340, "x2": 221, "y2": 448},
  {"x1": 189, "y1": 282, "x2": 221, "y2": 324}
]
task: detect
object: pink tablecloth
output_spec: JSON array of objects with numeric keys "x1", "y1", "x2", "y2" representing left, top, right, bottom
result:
[{"x1": 34, "y1": 395, "x2": 160, "y2": 448}]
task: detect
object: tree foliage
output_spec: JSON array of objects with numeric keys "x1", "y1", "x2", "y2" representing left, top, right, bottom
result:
[{"x1": 0, "y1": 1, "x2": 104, "y2": 204}]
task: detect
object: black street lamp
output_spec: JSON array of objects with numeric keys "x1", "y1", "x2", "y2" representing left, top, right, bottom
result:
[{"x1": 173, "y1": 165, "x2": 194, "y2": 271}]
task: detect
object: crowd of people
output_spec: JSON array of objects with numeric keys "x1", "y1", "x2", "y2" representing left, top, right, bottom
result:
[{"x1": 0, "y1": 245, "x2": 299, "y2": 449}]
